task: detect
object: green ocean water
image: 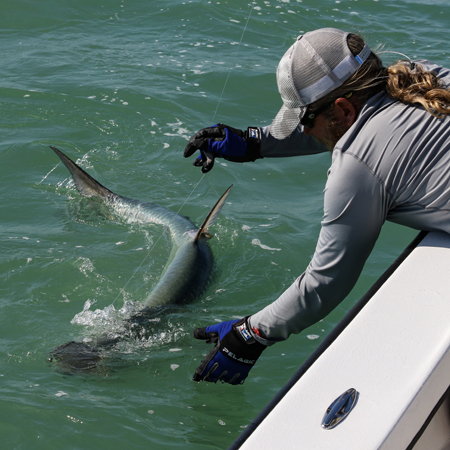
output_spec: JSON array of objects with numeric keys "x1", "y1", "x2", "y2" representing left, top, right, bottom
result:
[{"x1": 1, "y1": 0, "x2": 449, "y2": 448}]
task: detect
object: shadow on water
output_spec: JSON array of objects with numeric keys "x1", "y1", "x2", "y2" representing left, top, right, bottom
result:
[
  {"x1": 47, "y1": 304, "x2": 186, "y2": 376},
  {"x1": 48, "y1": 341, "x2": 107, "y2": 375}
]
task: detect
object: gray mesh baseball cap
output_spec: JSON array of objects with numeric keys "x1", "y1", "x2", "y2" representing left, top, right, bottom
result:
[{"x1": 270, "y1": 28, "x2": 371, "y2": 140}]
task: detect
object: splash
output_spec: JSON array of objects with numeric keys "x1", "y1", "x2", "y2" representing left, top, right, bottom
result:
[
  {"x1": 71, "y1": 299, "x2": 141, "y2": 328},
  {"x1": 251, "y1": 239, "x2": 281, "y2": 252}
]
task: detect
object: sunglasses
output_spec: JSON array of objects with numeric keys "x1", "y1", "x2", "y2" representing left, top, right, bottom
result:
[{"x1": 300, "y1": 92, "x2": 353, "y2": 129}]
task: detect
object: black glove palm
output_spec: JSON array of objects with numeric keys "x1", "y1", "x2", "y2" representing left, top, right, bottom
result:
[{"x1": 184, "y1": 124, "x2": 262, "y2": 173}]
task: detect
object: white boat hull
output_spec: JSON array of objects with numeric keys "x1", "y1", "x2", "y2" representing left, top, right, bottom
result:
[{"x1": 231, "y1": 231, "x2": 450, "y2": 450}]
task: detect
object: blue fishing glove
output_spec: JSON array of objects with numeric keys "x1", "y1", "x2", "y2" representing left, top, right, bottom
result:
[
  {"x1": 192, "y1": 317, "x2": 266, "y2": 385},
  {"x1": 184, "y1": 124, "x2": 262, "y2": 173}
]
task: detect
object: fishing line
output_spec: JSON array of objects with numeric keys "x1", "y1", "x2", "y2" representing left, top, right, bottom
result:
[
  {"x1": 212, "y1": 1, "x2": 255, "y2": 121},
  {"x1": 110, "y1": 2, "x2": 255, "y2": 307},
  {"x1": 40, "y1": 163, "x2": 61, "y2": 184}
]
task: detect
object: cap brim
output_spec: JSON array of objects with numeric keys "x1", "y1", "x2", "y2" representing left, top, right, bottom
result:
[{"x1": 269, "y1": 104, "x2": 305, "y2": 140}]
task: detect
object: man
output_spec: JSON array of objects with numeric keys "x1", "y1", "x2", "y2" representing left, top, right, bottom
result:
[{"x1": 184, "y1": 28, "x2": 450, "y2": 385}]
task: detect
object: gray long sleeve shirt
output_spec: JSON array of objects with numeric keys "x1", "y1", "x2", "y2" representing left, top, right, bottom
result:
[{"x1": 250, "y1": 60, "x2": 450, "y2": 344}]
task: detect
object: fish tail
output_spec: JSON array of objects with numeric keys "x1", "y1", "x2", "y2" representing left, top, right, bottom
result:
[{"x1": 50, "y1": 146, "x2": 114, "y2": 199}]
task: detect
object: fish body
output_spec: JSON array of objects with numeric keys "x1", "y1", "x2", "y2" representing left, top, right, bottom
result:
[{"x1": 48, "y1": 146, "x2": 231, "y2": 371}]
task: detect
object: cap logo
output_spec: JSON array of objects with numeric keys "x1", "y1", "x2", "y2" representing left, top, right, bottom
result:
[{"x1": 355, "y1": 44, "x2": 371, "y2": 65}]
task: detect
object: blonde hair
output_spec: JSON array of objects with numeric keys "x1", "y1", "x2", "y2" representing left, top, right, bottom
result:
[{"x1": 386, "y1": 61, "x2": 450, "y2": 118}]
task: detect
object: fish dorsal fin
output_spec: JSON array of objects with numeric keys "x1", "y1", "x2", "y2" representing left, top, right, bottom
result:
[
  {"x1": 50, "y1": 146, "x2": 114, "y2": 199},
  {"x1": 194, "y1": 185, "x2": 233, "y2": 242}
]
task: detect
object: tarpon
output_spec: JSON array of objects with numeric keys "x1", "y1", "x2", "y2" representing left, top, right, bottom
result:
[{"x1": 48, "y1": 146, "x2": 231, "y2": 372}]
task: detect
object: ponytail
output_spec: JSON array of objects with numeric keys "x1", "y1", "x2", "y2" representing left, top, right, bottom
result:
[{"x1": 386, "y1": 61, "x2": 450, "y2": 118}]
